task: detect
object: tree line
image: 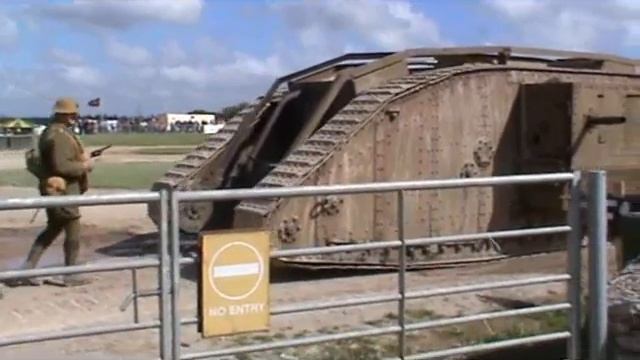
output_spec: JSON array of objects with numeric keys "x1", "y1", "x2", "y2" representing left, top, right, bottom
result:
[{"x1": 190, "y1": 101, "x2": 250, "y2": 120}]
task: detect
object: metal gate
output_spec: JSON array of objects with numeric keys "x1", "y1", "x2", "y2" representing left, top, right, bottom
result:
[{"x1": 0, "y1": 171, "x2": 609, "y2": 359}]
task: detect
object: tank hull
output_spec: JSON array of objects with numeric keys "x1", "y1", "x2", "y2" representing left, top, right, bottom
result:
[
  {"x1": 149, "y1": 46, "x2": 640, "y2": 269},
  {"x1": 235, "y1": 66, "x2": 640, "y2": 267}
]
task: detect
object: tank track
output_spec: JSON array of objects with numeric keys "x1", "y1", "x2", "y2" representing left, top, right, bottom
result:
[
  {"x1": 235, "y1": 64, "x2": 610, "y2": 268},
  {"x1": 236, "y1": 65, "x2": 477, "y2": 215},
  {"x1": 151, "y1": 86, "x2": 289, "y2": 193},
  {"x1": 232, "y1": 65, "x2": 520, "y2": 268}
]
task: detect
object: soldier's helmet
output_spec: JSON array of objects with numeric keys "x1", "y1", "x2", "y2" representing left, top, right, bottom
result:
[
  {"x1": 45, "y1": 176, "x2": 67, "y2": 194},
  {"x1": 53, "y1": 97, "x2": 79, "y2": 115}
]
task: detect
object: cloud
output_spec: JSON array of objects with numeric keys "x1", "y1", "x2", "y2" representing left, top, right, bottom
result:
[
  {"x1": 611, "y1": 0, "x2": 640, "y2": 46},
  {"x1": 486, "y1": 0, "x2": 549, "y2": 19},
  {"x1": 272, "y1": 0, "x2": 445, "y2": 52},
  {"x1": 105, "y1": 38, "x2": 152, "y2": 66},
  {"x1": 159, "y1": 52, "x2": 285, "y2": 88},
  {"x1": 57, "y1": 64, "x2": 104, "y2": 87},
  {"x1": 0, "y1": 63, "x2": 103, "y2": 114},
  {"x1": 0, "y1": 12, "x2": 18, "y2": 47},
  {"x1": 33, "y1": 0, "x2": 204, "y2": 30},
  {"x1": 193, "y1": 36, "x2": 233, "y2": 64},
  {"x1": 128, "y1": 50, "x2": 285, "y2": 113},
  {"x1": 484, "y1": 0, "x2": 640, "y2": 51},
  {"x1": 614, "y1": 0, "x2": 640, "y2": 12},
  {"x1": 49, "y1": 48, "x2": 85, "y2": 66},
  {"x1": 160, "y1": 40, "x2": 187, "y2": 66},
  {"x1": 625, "y1": 23, "x2": 640, "y2": 46},
  {"x1": 160, "y1": 64, "x2": 207, "y2": 86}
]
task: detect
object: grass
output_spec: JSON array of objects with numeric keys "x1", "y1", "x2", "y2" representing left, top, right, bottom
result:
[
  {"x1": 132, "y1": 146, "x2": 192, "y2": 155},
  {"x1": 0, "y1": 162, "x2": 173, "y2": 190},
  {"x1": 79, "y1": 132, "x2": 208, "y2": 147},
  {"x1": 189, "y1": 309, "x2": 569, "y2": 360},
  {"x1": 285, "y1": 337, "x2": 395, "y2": 360},
  {"x1": 480, "y1": 311, "x2": 568, "y2": 344},
  {"x1": 435, "y1": 310, "x2": 569, "y2": 348},
  {"x1": 277, "y1": 310, "x2": 568, "y2": 360}
]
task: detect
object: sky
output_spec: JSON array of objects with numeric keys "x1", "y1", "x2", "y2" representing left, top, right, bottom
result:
[{"x1": 0, "y1": 0, "x2": 639, "y2": 117}]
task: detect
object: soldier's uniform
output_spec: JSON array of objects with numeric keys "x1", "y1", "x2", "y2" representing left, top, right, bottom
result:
[{"x1": 19, "y1": 97, "x2": 91, "y2": 287}]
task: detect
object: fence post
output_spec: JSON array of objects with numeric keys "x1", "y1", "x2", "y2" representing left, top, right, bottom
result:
[
  {"x1": 132, "y1": 268, "x2": 140, "y2": 323},
  {"x1": 159, "y1": 189, "x2": 173, "y2": 359},
  {"x1": 397, "y1": 190, "x2": 406, "y2": 360},
  {"x1": 588, "y1": 170, "x2": 608, "y2": 360},
  {"x1": 567, "y1": 171, "x2": 582, "y2": 360},
  {"x1": 170, "y1": 190, "x2": 182, "y2": 360}
]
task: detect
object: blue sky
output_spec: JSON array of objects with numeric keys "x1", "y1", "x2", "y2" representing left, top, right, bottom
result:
[{"x1": 0, "y1": 0, "x2": 638, "y2": 116}]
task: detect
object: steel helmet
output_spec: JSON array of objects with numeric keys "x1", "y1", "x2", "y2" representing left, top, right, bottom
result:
[{"x1": 53, "y1": 97, "x2": 79, "y2": 114}]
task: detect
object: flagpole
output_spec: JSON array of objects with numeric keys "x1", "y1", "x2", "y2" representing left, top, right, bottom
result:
[{"x1": 87, "y1": 97, "x2": 101, "y2": 133}]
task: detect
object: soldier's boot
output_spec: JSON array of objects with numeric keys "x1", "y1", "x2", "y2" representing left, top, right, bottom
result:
[
  {"x1": 60, "y1": 219, "x2": 91, "y2": 287},
  {"x1": 4, "y1": 277, "x2": 41, "y2": 287},
  {"x1": 7, "y1": 221, "x2": 65, "y2": 287},
  {"x1": 4, "y1": 259, "x2": 43, "y2": 287},
  {"x1": 5, "y1": 263, "x2": 44, "y2": 286},
  {"x1": 61, "y1": 274, "x2": 91, "y2": 287},
  {"x1": 12, "y1": 246, "x2": 48, "y2": 287}
]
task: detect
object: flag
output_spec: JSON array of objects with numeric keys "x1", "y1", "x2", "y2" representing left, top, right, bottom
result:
[{"x1": 88, "y1": 97, "x2": 100, "y2": 107}]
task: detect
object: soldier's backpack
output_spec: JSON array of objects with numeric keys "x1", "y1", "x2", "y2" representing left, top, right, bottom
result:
[{"x1": 25, "y1": 148, "x2": 45, "y2": 179}]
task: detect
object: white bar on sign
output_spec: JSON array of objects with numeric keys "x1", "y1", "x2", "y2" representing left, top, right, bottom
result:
[{"x1": 213, "y1": 262, "x2": 260, "y2": 278}]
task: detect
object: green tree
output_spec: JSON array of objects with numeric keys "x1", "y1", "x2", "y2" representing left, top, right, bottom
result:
[
  {"x1": 188, "y1": 109, "x2": 215, "y2": 115},
  {"x1": 220, "y1": 102, "x2": 249, "y2": 119}
]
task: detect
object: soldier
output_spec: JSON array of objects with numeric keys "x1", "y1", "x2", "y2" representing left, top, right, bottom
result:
[{"x1": 14, "y1": 97, "x2": 94, "y2": 287}]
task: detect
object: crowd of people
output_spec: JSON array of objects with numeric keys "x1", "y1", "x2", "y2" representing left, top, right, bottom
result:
[{"x1": 73, "y1": 114, "x2": 224, "y2": 134}]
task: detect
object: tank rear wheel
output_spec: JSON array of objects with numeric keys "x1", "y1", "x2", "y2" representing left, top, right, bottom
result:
[{"x1": 178, "y1": 201, "x2": 214, "y2": 234}]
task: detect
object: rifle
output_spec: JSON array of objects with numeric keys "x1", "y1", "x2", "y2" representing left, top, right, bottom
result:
[
  {"x1": 29, "y1": 209, "x2": 40, "y2": 224},
  {"x1": 90, "y1": 144, "x2": 112, "y2": 158},
  {"x1": 27, "y1": 145, "x2": 111, "y2": 225}
]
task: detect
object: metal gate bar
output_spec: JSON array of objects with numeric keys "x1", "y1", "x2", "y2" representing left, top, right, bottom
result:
[
  {"x1": 0, "y1": 321, "x2": 161, "y2": 347},
  {"x1": 397, "y1": 190, "x2": 407, "y2": 360},
  {"x1": 588, "y1": 171, "x2": 608, "y2": 360},
  {"x1": 567, "y1": 171, "x2": 583, "y2": 359}
]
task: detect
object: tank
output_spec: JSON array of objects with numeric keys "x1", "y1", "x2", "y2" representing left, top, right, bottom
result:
[{"x1": 148, "y1": 46, "x2": 640, "y2": 269}]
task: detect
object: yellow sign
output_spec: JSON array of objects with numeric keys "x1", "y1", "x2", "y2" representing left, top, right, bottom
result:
[{"x1": 200, "y1": 229, "x2": 270, "y2": 337}]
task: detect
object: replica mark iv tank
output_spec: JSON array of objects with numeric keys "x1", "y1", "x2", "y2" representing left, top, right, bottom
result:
[{"x1": 148, "y1": 46, "x2": 640, "y2": 269}]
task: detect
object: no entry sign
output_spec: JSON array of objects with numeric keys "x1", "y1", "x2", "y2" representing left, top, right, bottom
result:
[{"x1": 199, "y1": 229, "x2": 270, "y2": 337}]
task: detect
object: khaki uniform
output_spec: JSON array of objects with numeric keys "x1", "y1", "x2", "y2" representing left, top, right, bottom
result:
[{"x1": 24, "y1": 121, "x2": 88, "y2": 269}]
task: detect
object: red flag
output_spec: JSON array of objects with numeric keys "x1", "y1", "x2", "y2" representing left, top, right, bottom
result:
[{"x1": 88, "y1": 97, "x2": 100, "y2": 107}]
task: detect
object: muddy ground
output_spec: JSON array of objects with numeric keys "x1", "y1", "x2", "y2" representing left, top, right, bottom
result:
[{"x1": 0, "y1": 147, "x2": 622, "y2": 359}]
